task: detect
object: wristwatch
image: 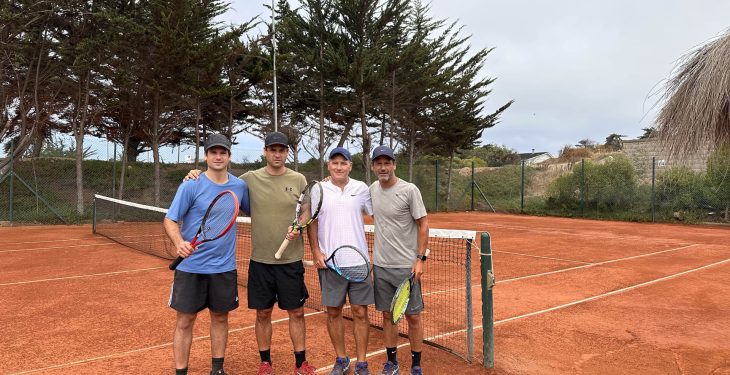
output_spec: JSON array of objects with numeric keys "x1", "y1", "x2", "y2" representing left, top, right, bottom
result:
[{"x1": 416, "y1": 252, "x2": 428, "y2": 262}]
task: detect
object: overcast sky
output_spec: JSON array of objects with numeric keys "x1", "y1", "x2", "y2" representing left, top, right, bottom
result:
[{"x1": 216, "y1": 0, "x2": 730, "y2": 159}]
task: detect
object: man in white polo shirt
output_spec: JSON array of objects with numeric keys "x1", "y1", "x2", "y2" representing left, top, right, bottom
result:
[{"x1": 308, "y1": 147, "x2": 374, "y2": 375}]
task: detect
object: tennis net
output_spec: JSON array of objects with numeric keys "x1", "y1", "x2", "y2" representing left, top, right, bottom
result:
[{"x1": 93, "y1": 194, "x2": 478, "y2": 361}]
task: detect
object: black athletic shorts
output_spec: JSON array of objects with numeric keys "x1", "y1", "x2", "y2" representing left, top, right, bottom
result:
[
  {"x1": 247, "y1": 260, "x2": 309, "y2": 310},
  {"x1": 168, "y1": 270, "x2": 239, "y2": 313}
]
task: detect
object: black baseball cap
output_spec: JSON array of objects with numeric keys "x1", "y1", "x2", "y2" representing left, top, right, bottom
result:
[
  {"x1": 265, "y1": 132, "x2": 289, "y2": 148},
  {"x1": 329, "y1": 147, "x2": 352, "y2": 161},
  {"x1": 204, "y1": 133, "x2": 231, "y2": 152},
  {"x1": 371, "y1": 145, "x2": 395, "y2": 161}
]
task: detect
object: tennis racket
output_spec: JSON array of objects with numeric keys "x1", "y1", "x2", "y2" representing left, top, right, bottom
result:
[
  {"x1": 169, "y1": 190, "x2": 239, "y2": 270},
  {"x1": 389, "y1": 248, "x2": 430, "y2": 324},
  {"x1": 304, "y1": 245, "x2": 371, "y2": 282},
  {"x1": 274, "y1": 180, "x2": 323, "y2": 259}
]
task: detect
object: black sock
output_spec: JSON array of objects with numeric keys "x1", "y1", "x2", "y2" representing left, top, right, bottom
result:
[
  {"x1": 386, "y1": 347, "x2": 398, "y2": 364},
  {"x1": 411, "y1": 351, "x2": 421, "y2": 367},
  {"x1": 260, "y1": 350, "x2": 271, "y2": 363},
  {"x1": 175, "y1": 368, "x2": 188, "y2": 375},
  {"x1": 294, "y1": 350, "x2": 306, "y2": 368},
  {"x1": 212, "y1": 357, "x2": 224, "y2": 372}
]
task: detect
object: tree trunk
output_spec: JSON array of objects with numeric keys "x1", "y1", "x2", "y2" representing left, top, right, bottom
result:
[
  {"x1": 75, "y1": 73, "x2": 91, "y2": 214},
  {"x1": 445, "y1": 151, "x2": 454, "y2": 211},
  {"x1": 319, "y1": 67, "x2": 325, "y2": 180},
  {"x1": 125, "y1": 138, "x2": 141, "y2": 163},
  {"x1": 118, "y1": 130, "x2": 131, "y2": 199},
  {"x1": 194, "y1": 100, "x2": 201, "y2": 169},
  {"x1": 361, "y1": 94, "x2": 371, "y2": 184},
  {"x1": 408, "y1": 124, "x2": 415, "y2": 182},
  {"x1": 152, "y1": 92, "x2": 161, "y2": 207},
  {"x1": 337, "y1": 118, "x2": 356, "y2": 147}
]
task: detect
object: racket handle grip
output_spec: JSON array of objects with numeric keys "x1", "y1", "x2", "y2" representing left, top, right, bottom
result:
[
  {"x1": 302, "y1": 260, "x2": 314, "y2": 267},
  {"x1": 169, "y1": 256, "x2": 184, "y2": 270},
  {"x1": 274, "y1": 237, "x2": 290, "y2": 259}
]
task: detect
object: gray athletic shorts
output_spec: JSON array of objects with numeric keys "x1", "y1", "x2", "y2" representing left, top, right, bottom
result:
[
  {"x1": 373, "y1": 265, "x2": 424, "y2": 314},
  {"x1": 318, "y1": 268, "x2": 374, "y2": 307}
]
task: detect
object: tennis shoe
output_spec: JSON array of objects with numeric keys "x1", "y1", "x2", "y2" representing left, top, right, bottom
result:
[
  {"x1": 410, "y1": 366, "x2": 423, "y2": 375},
  {"x1": 258, "y1": 361, "x2": 274, "y2": 375},
  {"x1": 329, "y1": 357, "x2": 350, "y2": 375},
  {"x1": 354, "y1": 362, "x2": 370, "y2": 375},
  {"x1": 210, "y1": 370, "x2": 228, "y2": 375},
  {"x1": 295, "y1": 361, "x2": 317, "y2": 375},
  {"x1": 380, "y1": 361, "x2": 400, "y2": 375}
]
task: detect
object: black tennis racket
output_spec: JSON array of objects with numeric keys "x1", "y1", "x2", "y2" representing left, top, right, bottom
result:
[
  {"x1": 274, "y1": 180, "x2": 323, "y2": 259},
  {"x1": 303, "y1": 245, "x2": 371, "y2": 282},
  {"x1": 169, "y1": 190, "x2": 239, "y2": 270},
  {"x1": 390, "y1": 248, "x2": 430, "y2": 323}
]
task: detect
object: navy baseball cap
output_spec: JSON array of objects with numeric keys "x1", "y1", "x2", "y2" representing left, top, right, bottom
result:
[
  {"x1": 204, "y1": 133, "x2": 231, "y2": 152},
  {"x1": 371, "y1": 145, "x2": 395, "y2": 161},
  {"x1": 329, "y1": 147, "x2": 352, "y2": 161},
  {"x1": 264, "y1": 132, "x2": 289, "y2": 147}
]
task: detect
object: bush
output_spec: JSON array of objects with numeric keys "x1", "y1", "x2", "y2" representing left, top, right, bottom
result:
[{"x1": 546, "y1": 155, "x2": 642, "y2": 211}]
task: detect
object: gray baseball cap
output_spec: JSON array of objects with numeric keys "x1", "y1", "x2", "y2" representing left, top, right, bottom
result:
[
  {"x1": 265, "y1": 132, "x2": 289, "y2": 147},
  {"x1": 204, "y1": 133, "x2": 231, "y2": 152},
  {"x1": 371, "y1": 145, "x2": 395, "y2": 161}
]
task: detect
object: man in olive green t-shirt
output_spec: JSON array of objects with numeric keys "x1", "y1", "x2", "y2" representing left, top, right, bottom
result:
[
  {"x1": 186, "y1": 132, "x2": 316, "y2": 375},
  {"x1": 243, "y1": 132, "x2": 316, "y2": 375}
]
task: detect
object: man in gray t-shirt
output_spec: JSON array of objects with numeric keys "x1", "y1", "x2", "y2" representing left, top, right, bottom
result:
[{"x1": 369, "y1": 145, "x2": 429, "y2": 375}]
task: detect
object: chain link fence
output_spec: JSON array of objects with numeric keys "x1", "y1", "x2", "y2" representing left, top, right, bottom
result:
[{"x1": 2, "y1": 151, "x2": 729, "y2": 225}]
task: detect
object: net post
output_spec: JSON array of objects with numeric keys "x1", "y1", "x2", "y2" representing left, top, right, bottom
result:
[
  {"x1": 465, "y1": 238, "x2": 474, "y2": 361},
  {"x1": 92, "y1": 195, "x2": 97, "y2": 234},
  {"x1": 480, "y1": 232, "x2": 495, "y2": 368}
]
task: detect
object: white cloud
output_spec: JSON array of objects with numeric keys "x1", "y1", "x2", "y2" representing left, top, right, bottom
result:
[{"x1": 222, "y1": 0, "x2": 730, "y2": 157}]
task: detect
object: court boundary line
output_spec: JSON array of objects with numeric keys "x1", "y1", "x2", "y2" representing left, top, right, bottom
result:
[
  {"x1": 319, "y1": 255, "x2": 730, "y2": 372},
  {"x1": 485, "y1": 222, "x2": 702, "y2": 243},
  {"x1": 0, "y1": 266, "x2": 167, "y2": 286},
  {"x1": 0, "y1": 242, "x2": 118, "y2": 253},
  {"x1": 493, "y1": 256, "x2": 730, "y2": 325},
  {"x1": 497, "y1": 244, "x2": 699, "y2": 284},
  {"x1": 4, "y1": 237, "x2": 96, "y2": 246},
  {"x1": 493, "y1": 250, "x2": 592, "y2": 264},
  {"x1": 10, "y1": 311, "x2": 327, "y2": 375},
  {"x1": 11, "y1": 256, "x2": 727, "y2": 374}
]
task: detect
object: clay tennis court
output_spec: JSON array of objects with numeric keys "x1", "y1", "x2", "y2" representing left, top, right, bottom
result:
[{"x1": 2, "y1": 212, "x2": 729, "y2": 374}]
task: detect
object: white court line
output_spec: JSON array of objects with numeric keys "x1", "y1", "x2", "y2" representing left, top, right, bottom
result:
[
  {"x1": 5, "y1": 237, "x2": 94, "y2": 246},
  {"x1": 14, "y1": 254, "x2": 726, "y2": 375},
  {"x1": 497, "y1": 244, "x2": 699, "y2": 284},
  {"x1": 493, "y1": 250, "x2": 592, "y2": 264},
  {"x1": 11, "y1": 311, "x2": 326, "y2": 375},
  {"x1": 9, "y1": 243, "x2": 712, "y2": 372},
  {"x1": 485, "y1": 223, "x2": 687, "y2": 243},
  {"x1": 0, "y1": 267, "x2": 166, "y2": 286},
  {"x1": 0, "y1": 242, "x2": 118, "y2": 253},
  {"x1": 406, "y1": 258, "x2": 730, "y2": 346},
  {"x1": 492, "y1": 256, "x2": 730, "y2": 325}
]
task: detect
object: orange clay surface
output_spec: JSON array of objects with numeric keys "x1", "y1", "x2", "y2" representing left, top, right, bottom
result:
[{"x1": 1, "y1": 212, "x2": 729, "y2": 374}]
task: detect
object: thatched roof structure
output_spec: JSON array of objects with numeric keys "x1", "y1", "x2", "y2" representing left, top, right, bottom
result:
[{"x1": 656, "y1": 29, "x2": 730, "y2": 156}]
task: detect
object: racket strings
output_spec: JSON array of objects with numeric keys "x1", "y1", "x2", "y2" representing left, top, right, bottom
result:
[
  {"x1": 295, "y1": 183, "x2": 322, "y2": 226},
  {"x1": 391, "y1": 281, "x2": 411, "y2": 320},
  {"x1": 331, "y1": 247, "x2": 370, "y2": 282},
  {"x1": 201, "y1": 194, "x2": 237, "y2": 240}
]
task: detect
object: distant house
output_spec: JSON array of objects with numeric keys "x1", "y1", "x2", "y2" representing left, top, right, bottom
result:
[
  {"x1": 622, "y1": 138, "x2": 714, "y2": 176},
  {"x1": 519, "y1": 151, "x2": 553, "y2": 165}
]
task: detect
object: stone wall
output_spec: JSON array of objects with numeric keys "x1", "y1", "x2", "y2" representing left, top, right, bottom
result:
[{"x1": 622, "y1": 138, "x2": 714, "y2": 177}]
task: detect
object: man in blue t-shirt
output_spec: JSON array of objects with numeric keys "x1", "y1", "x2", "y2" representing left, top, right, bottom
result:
[{"x1": 164, "y1": 133, "x2": 250, "y2": 375}]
